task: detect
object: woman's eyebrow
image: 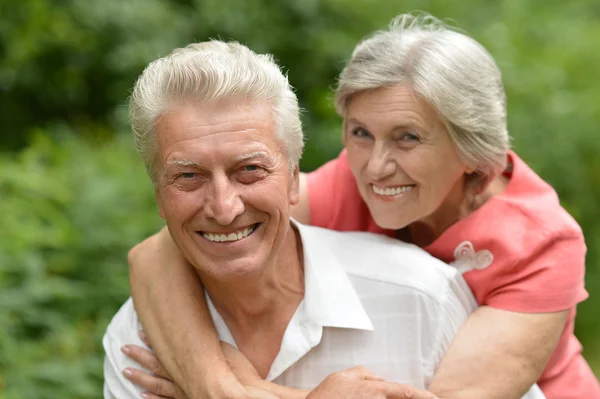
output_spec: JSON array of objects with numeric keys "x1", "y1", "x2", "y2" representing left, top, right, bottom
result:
[
  {"x1": 346, "y1": 118, "x2": 363, "y2": 126},
  {"x1": 391, "y1": 123, "x2": 420, "y2": 132}
]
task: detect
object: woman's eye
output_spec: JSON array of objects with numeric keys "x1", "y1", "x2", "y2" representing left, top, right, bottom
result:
[
  {"x1": 399, "y1": 133, "x2": 419, "y2": 142},
  {"x1": 351, "y1": 127, "x2": 372, "y2": 139}
]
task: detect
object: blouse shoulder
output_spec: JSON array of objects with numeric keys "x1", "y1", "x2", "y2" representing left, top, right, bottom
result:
[{"x1": 428, "y1": 152, "x2": 588, "y2": 311}]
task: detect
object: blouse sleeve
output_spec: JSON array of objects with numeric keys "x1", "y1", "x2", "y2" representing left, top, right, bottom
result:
[{"x1": 483, "y1": 232, "x2": 588, "y2": 313}]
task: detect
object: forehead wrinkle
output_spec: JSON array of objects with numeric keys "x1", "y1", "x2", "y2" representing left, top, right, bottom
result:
[
  {"x1": 234, "y1": 151, "x2": 271, "y2": 163},
  {"x1": 350, "y1": 93, "x2": 431, "y2": 134}
]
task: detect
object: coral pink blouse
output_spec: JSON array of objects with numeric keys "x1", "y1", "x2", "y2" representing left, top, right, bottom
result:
[{"x1": 307, "y1": 149, "x2": 599, "y2": 398}]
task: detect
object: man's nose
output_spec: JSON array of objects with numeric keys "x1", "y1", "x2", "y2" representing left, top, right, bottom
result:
[
  {"x1": 204, "y1": 176, "x2": 245, "y2": 225},
  {"x1": 366, "y1": 141, "x2": 397, "y2": 180}
]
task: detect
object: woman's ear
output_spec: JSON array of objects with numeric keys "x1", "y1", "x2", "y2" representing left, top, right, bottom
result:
[{"x1": 464, "y1": 171, "x2": 488, "y2": 195}]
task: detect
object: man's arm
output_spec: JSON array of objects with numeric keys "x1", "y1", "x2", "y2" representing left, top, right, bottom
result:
[{"x1": 428, "y1": 306, "x2": 567, "y2": 399}]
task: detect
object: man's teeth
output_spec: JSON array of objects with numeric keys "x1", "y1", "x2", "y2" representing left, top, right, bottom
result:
[
  {"x1": 372, "y1": 185, "x2": 413, "y2": 196},
  {"x1": 202, "y1": 225, "x2": 256, "y2": 243}
]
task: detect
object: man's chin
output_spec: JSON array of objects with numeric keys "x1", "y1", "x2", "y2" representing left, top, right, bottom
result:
[{"x1": 192, "y1": 255, "x2": 266, "y2": 283}]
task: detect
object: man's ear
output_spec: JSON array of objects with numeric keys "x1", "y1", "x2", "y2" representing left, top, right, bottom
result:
[
  {"x1": 289, "y1": 164, "x2": 301, "y2": 206},
  {"x1": 154, "y1": 186, "x2": 166, "y2": 220}
]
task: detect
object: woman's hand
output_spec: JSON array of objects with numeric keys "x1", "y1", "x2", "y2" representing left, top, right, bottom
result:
[
  {"x1": 122, "y1": 331, "x2": 279, "y2": 399},
  {"x1": 307, "y1": 367, "x2": 438, "y2": 399},
  {"x1": 121, "y1": 330, "x2": 188, "y2": 399}
]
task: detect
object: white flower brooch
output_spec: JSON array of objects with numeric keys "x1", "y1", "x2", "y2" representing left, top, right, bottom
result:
[{"x1": 451, "y1": 241, "x2": 494, "y2": 274}]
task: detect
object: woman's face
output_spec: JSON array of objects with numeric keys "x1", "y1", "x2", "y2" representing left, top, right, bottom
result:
[{"x1": 344, "y1": 85, "x2": 471, "y2": 232}]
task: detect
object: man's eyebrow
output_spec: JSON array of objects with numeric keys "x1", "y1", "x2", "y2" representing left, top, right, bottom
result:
[
  {"x1": 161, "y1": 159, "x2": 202, "y2": 180},
  {"x1": 165, "y1": 159, "x2": 203, "y2": 168},
  {"x1": 234, "y1": 151, "x2": 270, "y2": 163}
]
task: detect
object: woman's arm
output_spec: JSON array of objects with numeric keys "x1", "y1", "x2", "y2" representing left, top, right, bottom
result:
[
  {"x1": 127, "y1": 173, "x2": 311, "y2": 398},
  {"x1": 122, "y1": 340, "x2": 437, "y2": 399},
  {"x1": 125, "y1": 258, "x2": 564, "y2": 399},
  {"x1": 428, "y1": 306, "x2": 568, "y2": 399},
  {"x1": 128, "y1": 229, "x2": 246, "y2": 398}
]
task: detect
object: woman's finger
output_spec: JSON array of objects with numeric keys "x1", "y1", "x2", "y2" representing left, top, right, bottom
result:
[
  {"x1": 140, "y1": 392, "x2": 171, "y2": 399},
  {"x1": 138, "y1": 329, "x2": 152, "y2": 347},
  {"x1": 123, "y1": 367, "x2": 178, "y2": 398},
  {"x1": 121, "y1": 344, "x2": 171, "y2": 379},
  {"x1": 378, "y1": 382, "x2": 439, "y2": 399},
  {"x1": 340, "y1": 366, "x2": 385, "y2": 381}
]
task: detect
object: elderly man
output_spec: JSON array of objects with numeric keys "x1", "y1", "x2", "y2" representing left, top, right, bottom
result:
[{"x1": 102, "y1": 41, "x2": 543, "y2": 399}]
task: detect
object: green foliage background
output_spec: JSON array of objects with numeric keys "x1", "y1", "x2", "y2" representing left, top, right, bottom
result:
[{"x1": 1, "y1": 0, "x2": 599, "y2": 397}]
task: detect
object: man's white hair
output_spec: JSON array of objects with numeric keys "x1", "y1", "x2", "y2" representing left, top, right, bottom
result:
[
  {"x1": 336, "y1": 13, "x2": 509, "y2": 180},
  {"x1": 129, "y1": 40, "x2": 304, "y2": 183}
]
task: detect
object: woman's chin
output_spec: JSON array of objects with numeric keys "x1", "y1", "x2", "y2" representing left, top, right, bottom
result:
[{"x1": 371, "y1": 213, "x2": 411, "y2": 231}]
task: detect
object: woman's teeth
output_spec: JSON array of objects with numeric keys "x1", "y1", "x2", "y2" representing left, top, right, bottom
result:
[
  {"x1": 372, "y1": 185, "x2": 413, "y2": 196},
  {"x1": 202, "y1": 224, "x2": 257, "y2": 242}
]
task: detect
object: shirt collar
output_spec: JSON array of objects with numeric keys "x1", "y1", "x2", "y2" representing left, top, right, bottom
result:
[{"x1": 293, "y1": 219, "x2": 374, "y2": 331}]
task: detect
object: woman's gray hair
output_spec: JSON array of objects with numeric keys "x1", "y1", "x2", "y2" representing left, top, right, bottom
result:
[
  {"x1": 129, "y1": 40, "x2": 304, "y2": 183},
  {"x1": 336, "y1": 13, "x2": 509, "y2": 179}
]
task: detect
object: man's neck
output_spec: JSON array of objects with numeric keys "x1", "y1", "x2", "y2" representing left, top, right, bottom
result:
[{"x1": 202, "y1": 223, "x2": 305, "y2": 378}]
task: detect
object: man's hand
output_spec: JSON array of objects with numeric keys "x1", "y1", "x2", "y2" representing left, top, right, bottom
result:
[{"x1": 307, "y1": 367, "x2": 439, "y2": 399}]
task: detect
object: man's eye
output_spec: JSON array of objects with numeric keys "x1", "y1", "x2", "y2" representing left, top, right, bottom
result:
[
  {"x1": 180, "y1": 172, "x2": 197, "y2": 179},
  {"x1": 242, "y1": 165, "x2": 260, "y2": 172},
  {"x1": 238, "y1": 165, "x2": 267, "y2": 184}
]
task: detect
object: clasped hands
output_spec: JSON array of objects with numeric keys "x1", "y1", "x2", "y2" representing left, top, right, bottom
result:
[{"x1": 121, "y1": 331, "x2": 439, "y2": 399}]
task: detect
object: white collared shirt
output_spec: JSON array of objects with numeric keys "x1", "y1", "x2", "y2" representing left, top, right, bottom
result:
[{"x1": 103, "y1": 222, "x2": 545, "y2": 398}]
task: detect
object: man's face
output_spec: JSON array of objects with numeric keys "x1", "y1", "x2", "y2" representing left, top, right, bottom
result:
[{"x1": 154, "y1": 98, "x2": 300, "y2": 282}]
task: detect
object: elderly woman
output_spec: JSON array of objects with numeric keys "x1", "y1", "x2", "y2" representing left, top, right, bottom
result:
[{"x1": 120, "y1": 14, "x2": 599, "y2": 399}]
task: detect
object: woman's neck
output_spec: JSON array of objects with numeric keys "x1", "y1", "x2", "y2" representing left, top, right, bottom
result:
[{"x1": 401, "y1": 173, "x2": 510, "y2": 247}]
